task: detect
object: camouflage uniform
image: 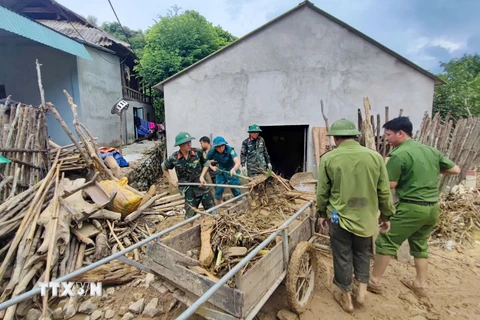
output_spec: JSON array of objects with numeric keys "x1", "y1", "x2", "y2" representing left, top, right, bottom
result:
[
  {"x1": 161, "y1": 148, "x2": 215, "y2": 219},
  {"x1": 240, "y1": 136, "x2": 271, "y2": 176},
  {"x1": 203, "y1": 149, "x2": 218, "y2": 184}
]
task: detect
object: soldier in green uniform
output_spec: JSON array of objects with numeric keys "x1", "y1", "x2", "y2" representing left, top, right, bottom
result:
[
  {"x1": 317, "y1": 119, "x2": 395, "y2": 313},
  {"x1": 161, "y1": 132, "x2": 215, "y2": 219},
  {"x1": 240, "y1": 124, "x2": 272, "y2": 177},
  {"x1": 369, "y1": 117, "x2": 460, "y2": 298}
]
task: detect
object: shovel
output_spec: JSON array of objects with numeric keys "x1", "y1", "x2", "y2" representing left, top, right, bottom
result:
[
  {"x1": 216, "y1": 168, "x2": 253, "y2": 181},
  {"x1": 289, "y1": 172, "x2": 317, "y2": 193},
  {"x1": 178, "y1": 182, "x2": 249, "y2": 189}
]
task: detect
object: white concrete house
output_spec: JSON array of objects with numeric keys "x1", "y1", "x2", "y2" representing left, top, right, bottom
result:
[{"x1": 155, "y1": 1, "x2": 442, "y2": 178}]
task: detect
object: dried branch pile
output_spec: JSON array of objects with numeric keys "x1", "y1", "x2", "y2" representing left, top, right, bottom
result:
[
  {"x1": 433, "y1": 189, "x2": 480, "y2": 245},
  {"x1": 0, "y1": 101, "x2": 49, "y2": 202},
  {"x1": 193, "y1": 179, "x2": 310, "y2": 285},
  {"x1": 0, "y1": 90, "x2": 170, "y2": 319}
]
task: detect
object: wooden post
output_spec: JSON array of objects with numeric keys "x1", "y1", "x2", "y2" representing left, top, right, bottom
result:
[{"x1": 119, "y1": 111, "x2": 124, "y2": 155}]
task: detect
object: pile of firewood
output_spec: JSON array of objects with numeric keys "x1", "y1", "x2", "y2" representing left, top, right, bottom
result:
[
  {"x1": 0, "y1": 101, "x2": 49, "y2": 201},
  {"x1": 0, "y1": 88, "x2": 173, "y2": 319}
]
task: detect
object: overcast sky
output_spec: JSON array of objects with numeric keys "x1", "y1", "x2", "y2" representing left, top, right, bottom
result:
[{"x1": 58, "y1": 0, "x2": 480, "y2": 74}]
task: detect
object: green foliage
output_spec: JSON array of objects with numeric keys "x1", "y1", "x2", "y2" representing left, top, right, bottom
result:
[
  {"x1": 86, "y1": 15, "x2": 98, "y2": 27},
  {"x1": 100, "y1": 21, "x2": 146, "y2": 57},
  {"x1": 137, "y1": 8, "x2": 237, "y2": 86},
  {"x1": 433, "y1": 54, "x2": 480, "y2": 120}
]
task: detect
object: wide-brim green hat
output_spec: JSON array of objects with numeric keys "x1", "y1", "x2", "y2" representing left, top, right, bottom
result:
[
  {"x1": 327, "y1": 119, "x2": 361, "y2": 136},
  {"x1": 174, "y1": 132, "x2": 195, "y2": 146},
  {"x1": 212, "y1": 136, "x2": 228, "y2": 147},
  {"x1": 248, "y1": 124, "x2": 262, "y2": 133},
  {"x1": 0, "y1": 156, "x2": 11, "y2": 164}
]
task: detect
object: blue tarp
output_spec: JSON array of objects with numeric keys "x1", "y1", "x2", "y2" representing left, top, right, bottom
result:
[{"x1": 100, "y1": 151, "x2": 129, "y2": 167}]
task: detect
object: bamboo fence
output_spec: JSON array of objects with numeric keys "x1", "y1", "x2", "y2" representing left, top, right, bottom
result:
[
  {"x1": 414, "y1": 112, "x2": 480, "y2": 189},
  {"x1": 0, "y1": 101, "x2": 49, "y2": 202},
  {"x1": 315, "y1": 98, "x2": 479, "y2": 190}
]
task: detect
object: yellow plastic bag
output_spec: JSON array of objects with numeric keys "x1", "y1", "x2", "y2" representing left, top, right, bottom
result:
[{"x1": 99, "y1": 178, "x2": 142, "y2": 217}]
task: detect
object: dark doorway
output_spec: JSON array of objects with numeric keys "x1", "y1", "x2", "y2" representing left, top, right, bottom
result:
[{"x1": 260, "y1": 125, "x2": 308, "y2": 179}]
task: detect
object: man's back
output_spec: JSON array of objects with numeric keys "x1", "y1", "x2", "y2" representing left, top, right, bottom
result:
[
  {"x1": 317, "y1": 140, "x2": 393, "y2": 237},
  {"x1": 386, "y1": 139, "x2": 455, "y2": 203}
]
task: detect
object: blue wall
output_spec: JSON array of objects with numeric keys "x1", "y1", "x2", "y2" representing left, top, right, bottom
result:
[{"x1": 0, "y1": 31, "x2": 82, "y2": 146}]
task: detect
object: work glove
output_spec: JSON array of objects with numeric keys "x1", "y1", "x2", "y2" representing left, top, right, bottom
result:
[{"x1": 267, "y1": 163, "x2": 272, "y2": 171}]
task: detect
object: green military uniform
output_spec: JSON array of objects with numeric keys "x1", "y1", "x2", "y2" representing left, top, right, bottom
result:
[
  {"x1": 316, "y1": 140, "x2": 395, "y2": 236},
  {"x1": 316, "y1": 119, "x2": 395, "y2": 292},
  {"x1": 375, "y1": 139, "x2": 456, "y2": 258},
  {"x1": 161, "y1": 133, "x2": 215, "y2": 219},
  {"x1": 240, "y1": 124, "x2": 271, "y2": 176}
]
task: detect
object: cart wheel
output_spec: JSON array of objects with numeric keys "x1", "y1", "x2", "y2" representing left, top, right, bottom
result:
[{"x1": 286, "y1": 241, "x2": 318, "y2": 314}]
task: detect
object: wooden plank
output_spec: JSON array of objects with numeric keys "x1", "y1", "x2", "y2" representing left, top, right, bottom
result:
[
  {"x1": 145, "y1": 245, "x2": 244, "y2": 317},
  {"x1": 287, "y1": 217, "x2": 312, "y2": 254},
  {"x1": 319, "y1": 127, "x2": 328, "y2": 156},
  {"x1": 240, "y1": 217, "x2": 312, "y2": 313},
  {"x1": 240, "y1": 242, "x2": 284, "y2": 312},
  {"x1": 149, "y1": 241, "x2": 200, "y2": 269},
  {"x1": 312, "y1": 127, "x2": 321, "y2": 168},
  {"x1": 163, "y1": 224, "x2": 200, "y2": 254}
]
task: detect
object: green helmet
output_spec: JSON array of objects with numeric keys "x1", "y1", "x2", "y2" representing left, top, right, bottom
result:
[
  {"x1": 248, "y1": 124, "x2": 262, "y2": 133},
  {"x1": 0, "y1": 156, "x2": 11, "y2": 164},
  {"x1": 327, "y1": 119, "x2": 361, "y2": 136},
  {"x1": 174, "y1": 132, "x2": 195, "y2": 147}
]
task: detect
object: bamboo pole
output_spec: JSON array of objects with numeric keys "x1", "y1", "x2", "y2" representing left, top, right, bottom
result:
[
  {"x1": 47, "y1": 103, "x2": 91, "y2": 166},
  {"x1": 41, "y1": 167, "x2": 62, "y2": 317},
  {"x1": 0, "y1": 149, "x2": 60, "y2": 281}
]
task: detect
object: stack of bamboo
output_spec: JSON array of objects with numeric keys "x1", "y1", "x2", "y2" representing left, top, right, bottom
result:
[
  {"x1": 48, "y1": 139, "x2": 92, "y2": 172},
  {"x1": 357, "y1": 98, "x2": 404, "y2": 156},
  {"x1": 0, "y1": 92, "x2": 165, "y2": 320},
  {"x1": 415, "y1": 112, "x2": 480, "y2": 189},
  {"x1": 0, "y1": 101, "x2": 49, "y2": 202},
  {"x1": 312, "y1": 98, "x2": 404, "y2": 165}
]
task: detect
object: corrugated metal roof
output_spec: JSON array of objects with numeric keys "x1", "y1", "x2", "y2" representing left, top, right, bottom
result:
[
  {"x1": 0, "y1": 6, "x2": 92, "y2": 60},
  {"x1": 38, "y1": 20, "x2": 131, "y2": 50}
]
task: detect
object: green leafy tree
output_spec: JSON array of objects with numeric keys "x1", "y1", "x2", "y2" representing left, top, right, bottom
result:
[
  {"x1": 136, "y1": 7, "x2": 237, "y2": 122},
  {"x1": 100, "y1": 22, "x2": 146, "y2": 57},
  {"x1": 433, "y1": 54, "x2": 480, "y2": 119},
  {"x1": 86, "y1": 15, "x2": 98, "y2": 27},
  {"x1": 137, "y1": 8, "x2": 237, "y2": 86}
]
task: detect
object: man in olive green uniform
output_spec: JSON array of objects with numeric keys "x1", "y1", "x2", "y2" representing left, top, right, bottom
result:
[
  {"x1": 317, "y1": 119, "x2": 395, "y2": 313},
  {"x1": 369, "y1": 117, "x2": 460, "y2": 298},
  {"x1": 240, "y1": 124, "x2": 272, "y2": 177},
  {"x1": 162, "y1": 132, "x2": 215, "y2": 219}
]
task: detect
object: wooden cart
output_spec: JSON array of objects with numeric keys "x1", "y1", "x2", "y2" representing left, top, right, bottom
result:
[{"x1": 144, "y1": 201, "x2": 319, "y2": 320}]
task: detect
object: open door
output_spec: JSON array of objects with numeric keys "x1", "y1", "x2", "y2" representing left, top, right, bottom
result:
[{"x1": 258, "y1": 125, "x2": 308, "y2": 179}]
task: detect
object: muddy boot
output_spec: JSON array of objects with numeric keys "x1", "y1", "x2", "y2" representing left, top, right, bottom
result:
[{"x1": 334, "y1": 291, "x2": 354, "y2": 313}]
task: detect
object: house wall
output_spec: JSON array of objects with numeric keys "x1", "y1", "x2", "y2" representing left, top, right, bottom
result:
[
  {"x1": 163, "y1": 6, "x2": 435, "y2": 174},
  {"x1": 0, "y1": 31, "x2": 82, "y2": 146},
  {"x1": 77, "y1": 46, "x2": 124, "y2": 147}
]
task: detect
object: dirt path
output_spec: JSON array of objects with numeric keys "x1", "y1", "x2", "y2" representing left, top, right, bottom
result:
[{"x1": 260, "y1": 245, "x2": 480, "y2": 320}]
